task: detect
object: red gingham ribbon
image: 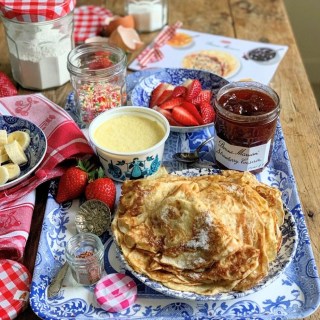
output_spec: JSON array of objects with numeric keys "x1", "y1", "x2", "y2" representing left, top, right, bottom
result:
[
  {"x1": 137, "y1": 21, "x2": 183, "y2": 68},
  {"x1": 74, "y1": 5, "x2": 113, "y2": 44},
  {"x1": 0, "y1": 0, "x2": 75, "y2": 22}
]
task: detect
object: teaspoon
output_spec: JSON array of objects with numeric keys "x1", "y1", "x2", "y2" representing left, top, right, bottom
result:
[{"x1": 173, "y1": 136, "x2": 215, "y2": 163}]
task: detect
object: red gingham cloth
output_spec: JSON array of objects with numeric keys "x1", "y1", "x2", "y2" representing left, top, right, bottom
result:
[
  {"x1": 137, "y1": 21, "x2": 183, "y2": 68},
  {"x1": 0, "y1": 93, "x2": 94, "y2": 260},
  {"x1": 0, "y1": 259, "x2": 31, "y2": 320},
  {"x1": 74, "y1": 5, "x2": 113, "y2": 44},
  {"x1": 0, "y1": 0, "x2": 75, "y2": 22},
  {"x1": 94, "y1": 273, "x2": 137, "y2": 312}
]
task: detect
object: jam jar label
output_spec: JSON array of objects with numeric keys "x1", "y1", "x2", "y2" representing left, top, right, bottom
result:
[{"x1": 214, "y1": 136, "x2": 271, "y2": 171}]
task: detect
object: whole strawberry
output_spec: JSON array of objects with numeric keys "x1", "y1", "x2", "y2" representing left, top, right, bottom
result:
[
  {"x1": 85, "y1": 168, "x2": 116, "y2": 210},
  {"x1": 56, "y1": 159, "x2": 93, "y2": 203}
]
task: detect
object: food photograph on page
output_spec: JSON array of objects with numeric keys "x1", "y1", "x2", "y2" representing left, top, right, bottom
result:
[{"x1": 0, "y1": 1, "x2": 320, "y2": 320}]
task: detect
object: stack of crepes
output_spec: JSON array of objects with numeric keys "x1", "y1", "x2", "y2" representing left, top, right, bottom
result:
[{"x1": 112, "y1": 170, "x2": 285, "y2": 295}]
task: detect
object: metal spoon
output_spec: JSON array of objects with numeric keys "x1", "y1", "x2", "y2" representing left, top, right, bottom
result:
[
  {"x1": 173, "y1": 136, "x2": 215, "y2": 163},
  {"x1": 47, "y1": 200, "x2": 111, "y2": 299}
]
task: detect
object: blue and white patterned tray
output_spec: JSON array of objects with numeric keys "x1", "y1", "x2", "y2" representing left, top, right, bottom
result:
[{"x1": 30, "y1": 71, "x2": 320, "y2": 319}]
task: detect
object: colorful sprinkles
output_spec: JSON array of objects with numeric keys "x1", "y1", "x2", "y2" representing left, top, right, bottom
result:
[{"x1": 77, "y1": 82, "x2": 125, "y2": 124}]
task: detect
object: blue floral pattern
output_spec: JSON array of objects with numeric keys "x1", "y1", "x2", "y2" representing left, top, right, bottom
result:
[{"x1": 29, "y1": 71, "x2": 320, "y2": 319}]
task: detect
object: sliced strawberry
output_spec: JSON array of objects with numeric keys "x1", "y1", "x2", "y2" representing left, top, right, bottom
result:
[
  {"x1": 149, "y1": 83, "x2": 171, "y2": 107},
  {"x1": 180, "y1": 101, "x2": 204, "y2": 125},
  {"x1": 156, "y1": 86, "x2": 174, "y2": 105},
  {"x1": 159, "y1": 97, "x2": 184, "y2": 110},
  {"x1": 199, "y1": 102, "x2": 216, "y2": 124},
  {"x1": 172, "y1": 106, "x2": 200, "y2": 126},
  {"x1": 191, "y1": 90, "x2": 212, "y2": 105},
  {"x1": 171, "y1": 85, "x2": 187, "y2": 98},
  {"x1": 152, "y1": 106, "x2": 182, "y2": 126},
  {"x1": 183, "y1": 79, "x2": 202, "y2": 101}
]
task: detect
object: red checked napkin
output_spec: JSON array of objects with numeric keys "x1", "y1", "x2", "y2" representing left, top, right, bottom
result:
[
  {"x1": 74, "y1": 5, "x2": 112, "y2": 44},
  {"x1": 0, "y1": 259, "x2": 31, "y2": 320},
  {"x1": 137, "y1": 21, "x2": 183, "y2": 68},
  {"x1": 0, "y1": 93, "x2": 94, "y2": 260}
]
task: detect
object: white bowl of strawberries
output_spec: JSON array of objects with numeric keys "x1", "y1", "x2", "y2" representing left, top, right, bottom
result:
[{"x1": 131, "y1": 68, "x2": 228, "y2": 132}]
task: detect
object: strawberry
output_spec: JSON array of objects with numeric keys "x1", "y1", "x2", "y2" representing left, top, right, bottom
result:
[
  {"x1": 149, "y1": 83, "x2": 171, "y2": 107},
  {"x1": 159, "y1": 97, "x2": 184, "y2": 110},
  {"x1": 191, "y1": 90, "x2": 212, "y2": 105},
  {"x1": 171, "y1": 85, "x2": 187, "y2": 98},
  {"x1": 156, "y1": 86, "x2": 174, "y2": 105},
  {"x1": 88, "y1": 52, "x2": 114, "y2": 70},
  {"x1": 0, "y1": 72, "x2": 18, "y2": 97},
  {"x1": 180, "y1": 101, "x2": 204, "y2": 125},
  {"x1": 183, "y1": 79, "x2": 202, "y2": 101},
  {"x1": 172, "y1": 106, "x2": 200, "y2": 126},
  {"x1": 85, "y1": 168, "x2": 116, "y2": 210},
  {"x1": 199, "y1": 102, "x2": 216, "y2": 124},
  {"x1": 152, "y1": 106, "x2": 182, "y2": 126},
  {"x1": 56, "y1": 159, "x2": 94, "y2": 203}
]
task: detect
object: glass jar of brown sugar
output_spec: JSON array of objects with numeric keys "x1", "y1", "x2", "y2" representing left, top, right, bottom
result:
[{"x1": 213, "y1": 81, "x2": 280, "y2": 174}]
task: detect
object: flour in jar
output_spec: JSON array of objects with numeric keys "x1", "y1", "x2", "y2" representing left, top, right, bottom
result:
[{"x1": 5, "y1": 18, "x2": 73, "y2": 90}]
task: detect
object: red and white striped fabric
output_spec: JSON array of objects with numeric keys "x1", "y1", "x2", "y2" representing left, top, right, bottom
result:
[
  {"x1": 94, "y1": 273, "x2": 137, "y2": 313},
  {"x1": 0, "y1": 259, "x2": 31, "y2": 320},
  {"x1": 0, "y1": 93, "x2": 94, "y2": 260},
  {"x1": 74, "y1": 5, "x2": 113, "y2": 44},
  {"x1": 138, "y1": 21, "x2": 183, "y2": 68},
  {"x1": 0, "y1": 0, "x2": 75, "y2": 22}
]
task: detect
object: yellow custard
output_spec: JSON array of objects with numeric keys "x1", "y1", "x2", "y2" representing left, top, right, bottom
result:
[{"x1": 94, "y1": 114, "x2": 165, "y2": 153}]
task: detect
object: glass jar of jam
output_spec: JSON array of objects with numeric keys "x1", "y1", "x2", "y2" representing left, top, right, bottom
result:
[{"x1": 213, "y1": 81, "x2": 280, "y2": 174}]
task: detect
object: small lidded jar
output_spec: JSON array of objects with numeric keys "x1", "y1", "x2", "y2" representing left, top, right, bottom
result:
[
  {"x1": 0, "y1": 0, "x2": 75, "y2": 90},
  {"x1": 125, "y1": 0, "x2": 168, "y2": 32},
  {"x1": 67, "y1": 42, "x2": 127, "y2": 127},
  {"x1": 65, "y1": 232, "x2": 104, "y2": 286},
  {"x1": 213, "y1": 81, "x2": 280, "y2": 174}
]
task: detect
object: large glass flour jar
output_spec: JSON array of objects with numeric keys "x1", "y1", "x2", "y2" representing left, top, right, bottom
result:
[{"x1": 0, "y1": 0, "x2": 75, "y2": 90}]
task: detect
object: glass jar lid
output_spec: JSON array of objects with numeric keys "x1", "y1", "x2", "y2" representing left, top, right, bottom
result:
[{"x1": 0, "y1": 0, "x2": 76, "y2": 22}]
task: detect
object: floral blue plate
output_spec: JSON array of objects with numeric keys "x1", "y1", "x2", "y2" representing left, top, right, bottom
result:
[
  {"x1": 0, "y1": 115, "x2": 47, "y2": 191},
  {"x1": 114, "y1": 168, "x2": 298, "y2": 301},
  {"x1": 130, "y1": 68, "x2": 228, "y2": 133}
]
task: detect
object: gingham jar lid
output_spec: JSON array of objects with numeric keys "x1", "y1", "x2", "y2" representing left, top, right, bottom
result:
[
  {"x1": 0, "y1": 259, "x2": 31, "y2": 320},
  {"x1": 0, "y1": 0, "x2": 76, "y2": 22},
  {"x1": 94, "y1": 273, "x2": 137, "y2": 313}
]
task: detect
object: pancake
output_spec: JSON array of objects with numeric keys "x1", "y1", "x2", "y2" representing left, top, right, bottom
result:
[
  {"x1": 112, "y1": 170, "x2": 284, "y2": 295},
  {"x1": 182, "y1": 50, "x2": 240, "y2": 78}
]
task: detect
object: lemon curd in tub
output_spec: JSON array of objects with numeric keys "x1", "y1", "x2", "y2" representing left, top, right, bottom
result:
[{"x1": 93, "y1": 114, "x2": 166, "y2": 153}]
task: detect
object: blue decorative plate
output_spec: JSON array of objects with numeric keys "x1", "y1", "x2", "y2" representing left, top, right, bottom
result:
[
  {"x1": 0, "y1": 115, "x2": 47, "y2": 191},
  {"x1": 114, "y1": 168, "x2": 298, "y2": 301},
  {"x1": 130, "y1": 68, "x2": 228, "y2": 133}
]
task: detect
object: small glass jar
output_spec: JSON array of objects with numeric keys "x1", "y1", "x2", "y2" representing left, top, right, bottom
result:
[
  {"x1": 213, "y1": 81, "x2": 280, "y2": 174},
  {"x1": 0, "y1": 0, "x2": 75, "y2": 90},
  {"x1": 125, "y1": 0, "x2": 168, "y2": 32},
  {"x1": 67, "y1": 42, "x2": 127, "y2": 127},
  {"x1": 65, "y1": 232, "x2": 104, "y2": 286}
]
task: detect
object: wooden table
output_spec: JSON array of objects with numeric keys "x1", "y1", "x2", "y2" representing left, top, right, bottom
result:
[{"x1": 0, "y1": 0, "x2": 318, "y2": 319}]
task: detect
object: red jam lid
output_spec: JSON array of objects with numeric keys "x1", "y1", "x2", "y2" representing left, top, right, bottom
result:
[
  {"x1": 94, "y1": 273, "x2": 137, "y2": 313},
  {"x1": 0, "y1": 0, "x2": 76, "y2": 22},
  {"x1": 0, "y1": 259, "x2": 31, "y2": 320}
]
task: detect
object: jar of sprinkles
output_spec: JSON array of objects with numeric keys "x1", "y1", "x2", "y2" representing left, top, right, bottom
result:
[
  {"x1": 67, "y1": 42, "x2": 127, "y2": 127},
  {"x1": 65, "y1": 232, "x2": 104, "y2": 285}
]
